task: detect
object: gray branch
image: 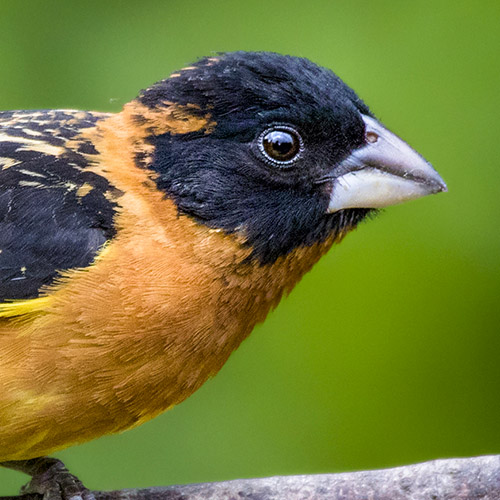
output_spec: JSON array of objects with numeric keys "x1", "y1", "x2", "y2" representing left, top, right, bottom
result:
[
  {"x1": 3, "y1": 455, "x2": 500, "y2": 500},
  {"x1": 96, "y1": 455, "x2": 500, "y2": 499}
]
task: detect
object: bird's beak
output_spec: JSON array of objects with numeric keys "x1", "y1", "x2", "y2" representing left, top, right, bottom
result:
[{"x1": 327, "y1": 114, "x2": 447, "y2": 213}]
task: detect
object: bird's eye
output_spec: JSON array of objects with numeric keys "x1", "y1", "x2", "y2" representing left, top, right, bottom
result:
[{"x1": 258, "y1": 126, "x2": 303, "y2": 166}]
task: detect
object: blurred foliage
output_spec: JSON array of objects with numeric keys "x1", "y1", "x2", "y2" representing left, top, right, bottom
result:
[{"x1": 0, "y1": 0, "x2": 499, "y2": 494}]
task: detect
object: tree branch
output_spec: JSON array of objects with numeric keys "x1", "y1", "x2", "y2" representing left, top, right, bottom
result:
[{"x1": 3, "y1": 455, "x2": 500, "y2": 500}]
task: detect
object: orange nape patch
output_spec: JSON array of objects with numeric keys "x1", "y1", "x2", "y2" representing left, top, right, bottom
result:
[
  {"x1": 122, "y1": 100, "x2": 216, "y2": 137},
  {"x1": 88, "y1": 100, "x2": 216, "y2": 169},
  {"x1": 169, "y1": 57, "x2": 220, "y2": 79}
]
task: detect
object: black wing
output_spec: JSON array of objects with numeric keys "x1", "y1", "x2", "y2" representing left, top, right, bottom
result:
[{"x1": 0, "y1": 110, "x2": 120, "y2": 300}]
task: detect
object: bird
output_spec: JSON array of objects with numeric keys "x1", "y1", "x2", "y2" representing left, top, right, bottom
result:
[{"x1": 0, "y1": 51, "x2": 446, "y2": 498}]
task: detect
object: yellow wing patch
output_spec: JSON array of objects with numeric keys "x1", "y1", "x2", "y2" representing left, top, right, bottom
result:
[
  {"x1": 0, "y1": 242, "x2": 111, "y2": 320},
  {"x1": 0, "y1": 296, "x2": 53, "y2": 318}
]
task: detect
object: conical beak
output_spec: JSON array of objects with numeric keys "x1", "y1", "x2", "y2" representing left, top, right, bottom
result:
[{"x1": 327, "y1": 114, "x2": 447, "y2": 213}]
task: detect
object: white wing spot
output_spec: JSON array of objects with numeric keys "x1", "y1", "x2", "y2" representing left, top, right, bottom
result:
[
  {"x1": 17, "y1": 169, "x2": 47, "y2": 178},
  {"x1": 0, "y1": 133, "x2": 66, "y2": 157},
  {"x1": 17, "y1": 180, "x2": 46, "y2": 188},
  {"x1": 0, "y1": 157, "x2": 21, "y2": 169}
]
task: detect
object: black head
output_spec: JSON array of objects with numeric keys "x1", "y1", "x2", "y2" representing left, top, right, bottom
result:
[{"x1": 137, "y1": 51, "x2": 375, "y2": 264}]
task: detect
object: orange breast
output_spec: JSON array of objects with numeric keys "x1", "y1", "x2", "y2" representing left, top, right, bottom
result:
[{"x1": 0, "y1": 109, "x2": 337, "y2": 460}]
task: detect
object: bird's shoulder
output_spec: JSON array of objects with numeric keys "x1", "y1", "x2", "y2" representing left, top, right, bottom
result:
[{"x1": 0, "y1": 109, "x2": 121, "y2": 302}]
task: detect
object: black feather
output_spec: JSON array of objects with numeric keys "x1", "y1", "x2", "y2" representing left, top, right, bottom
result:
[{"x1": 0, "y1": 110, "x2": 119, "y2": 300}]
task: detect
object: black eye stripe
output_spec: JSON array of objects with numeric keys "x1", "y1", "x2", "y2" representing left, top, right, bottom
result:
[{"x1": 258, "y1": 125, "x2": 303, "y2": 167}]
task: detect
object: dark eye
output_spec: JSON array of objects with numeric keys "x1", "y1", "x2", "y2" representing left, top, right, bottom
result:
[{"x1": 258, "y1": 126, "x2": 303, "y2": 166}]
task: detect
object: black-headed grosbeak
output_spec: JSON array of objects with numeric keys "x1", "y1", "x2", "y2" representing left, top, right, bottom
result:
[{"x1": 0, "y1": 52, "x2": 446, "y2": 498}]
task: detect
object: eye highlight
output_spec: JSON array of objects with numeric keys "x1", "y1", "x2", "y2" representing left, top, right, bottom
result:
[{"x1": 258, "y1": 126, "x2": 303, "y2": 166}]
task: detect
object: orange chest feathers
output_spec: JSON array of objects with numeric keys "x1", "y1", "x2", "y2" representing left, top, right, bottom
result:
[
  {"x1": 0, "y1": 111, "x2": 336, "y2": 459},
  {"x1": 69, "y1": 110, "x2": 336, "y2": 417}
]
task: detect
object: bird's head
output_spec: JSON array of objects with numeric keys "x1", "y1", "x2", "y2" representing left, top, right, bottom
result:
[{"x1": 129, "y1": 51, "x2": 446, "y2": 264}]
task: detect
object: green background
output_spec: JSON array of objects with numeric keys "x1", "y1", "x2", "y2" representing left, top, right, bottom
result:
[{"x1": 1, "y1": 0, "x2": 499, "y2": 494}]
